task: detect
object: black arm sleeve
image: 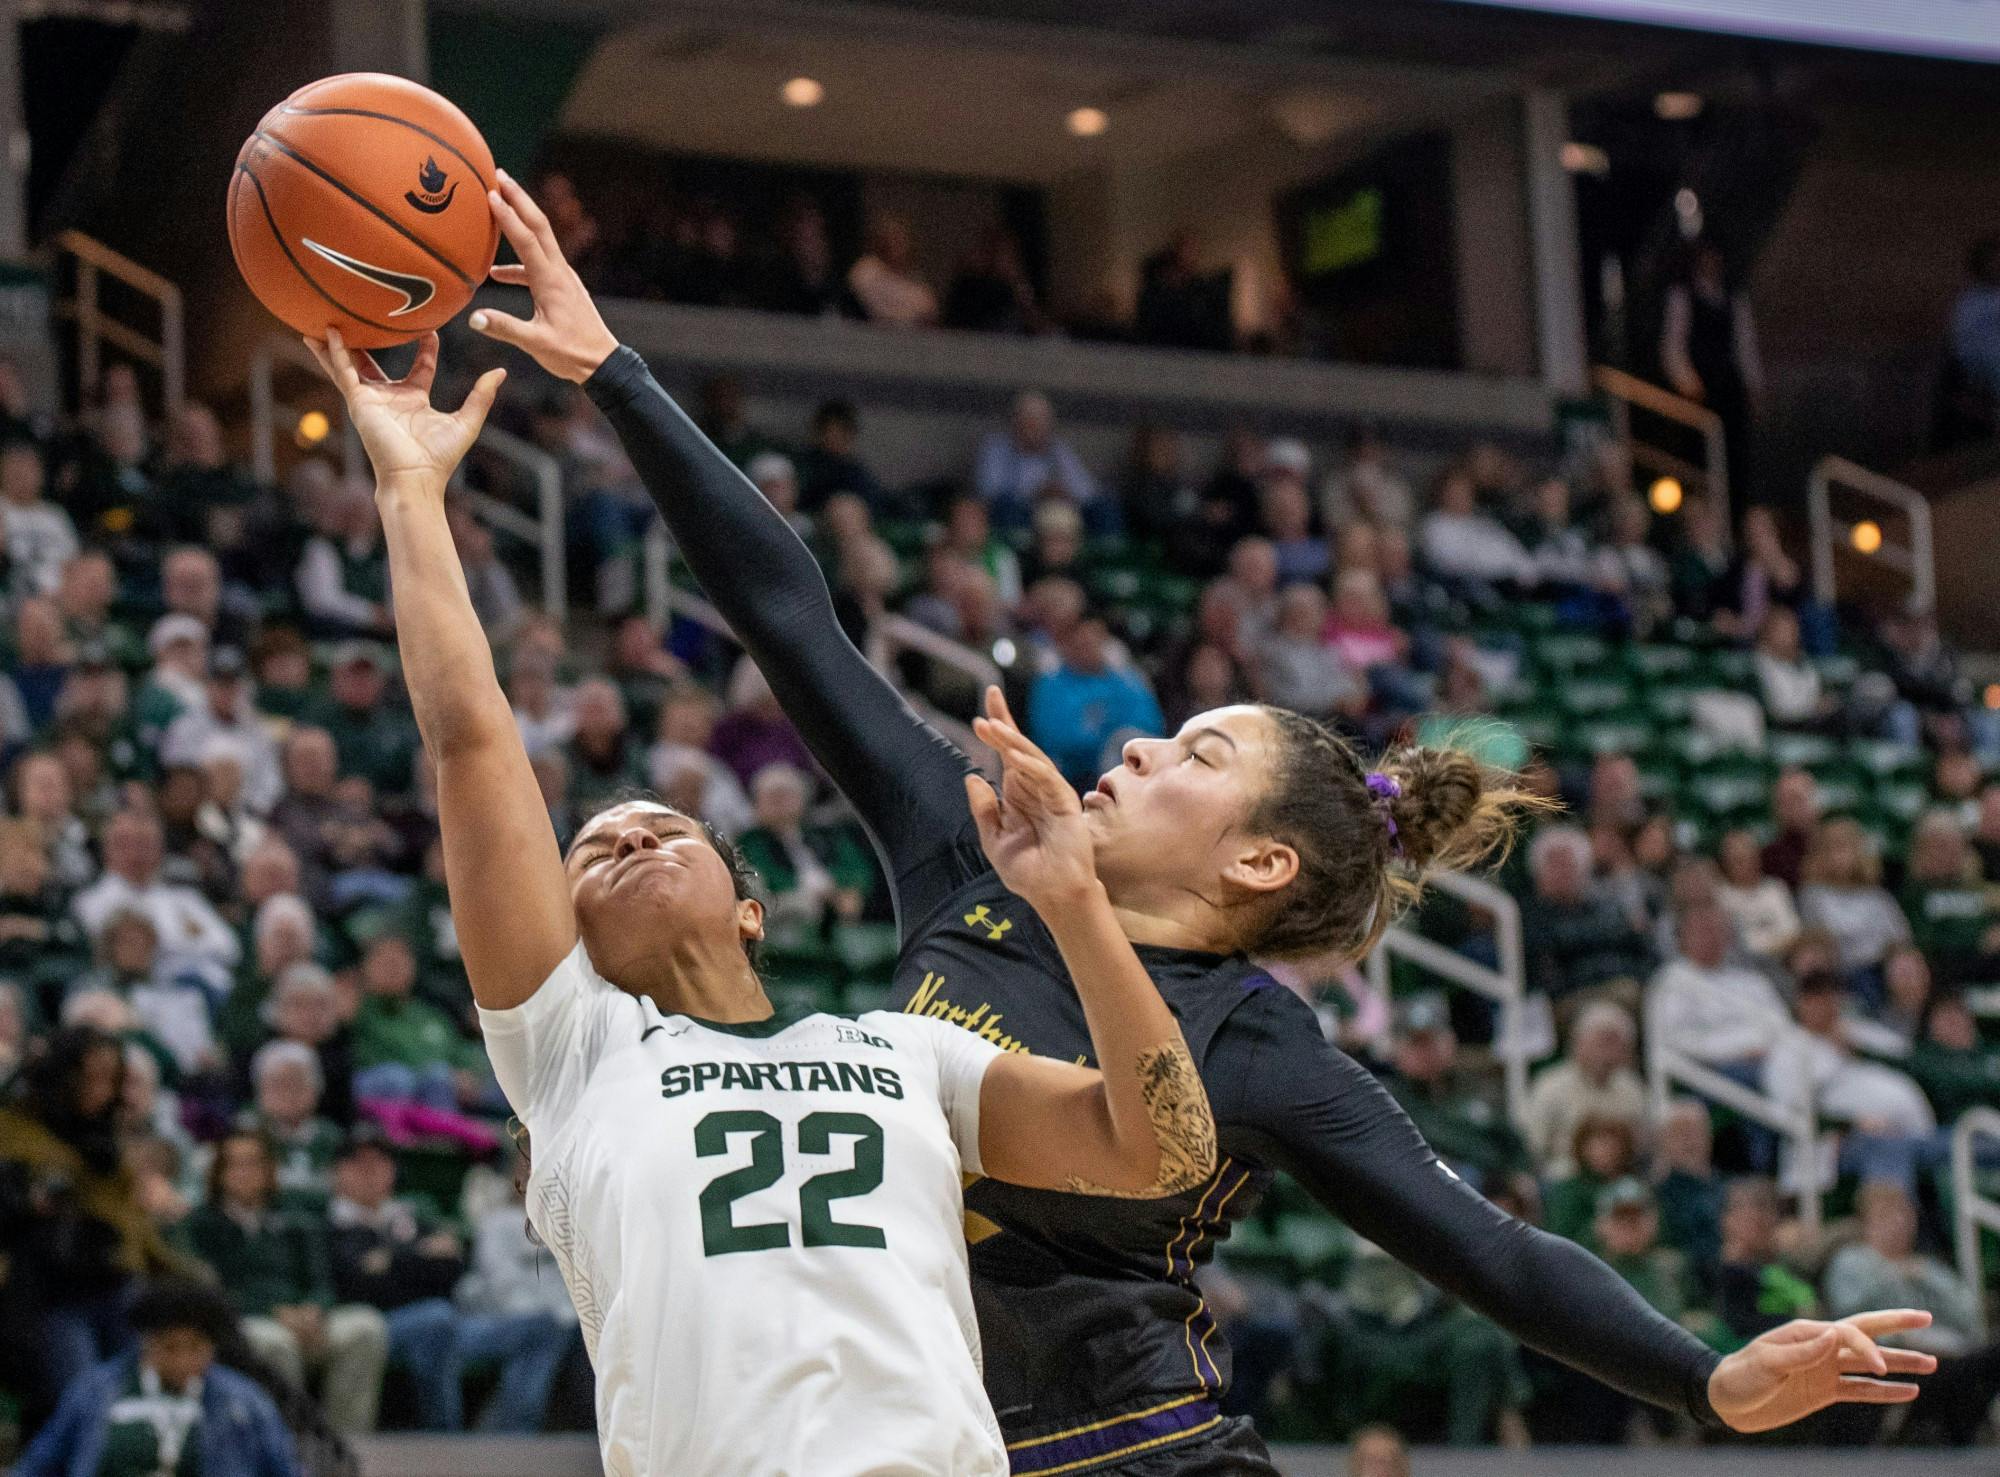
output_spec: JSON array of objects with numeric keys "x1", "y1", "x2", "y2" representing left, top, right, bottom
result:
[
  {"x1": 584, "y1": 347, "x2": 983, "y2": 931},
  {"x1": 1215, "y1": 986, "x2": 1724, "y2": 1427}
]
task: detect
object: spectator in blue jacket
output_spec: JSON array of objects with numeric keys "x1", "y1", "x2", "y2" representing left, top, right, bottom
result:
[
  {"x1": 974, "y1": 391, "x2": 1107, "y2": 534},
  {"x1": 18, "y1": 1279, "x2": 298, "y2": 1477},
  {"x1": 1028, "y1": 609, "x2": 1164, "y2": 788}
]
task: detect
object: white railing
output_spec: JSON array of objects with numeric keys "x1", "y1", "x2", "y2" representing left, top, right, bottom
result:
[
  {"x1": 640, "y1": 537, "x2": 985, "y2": 760},
  {"x1": 1952, "y1": 1106, "x2": 2000, "y2": 1335},
  {"x1": 1644, "y1": 1013, "x2": 1822, "y2": 1232},
  {"x1": 1364, "y1": 870, "x2": 1531, "y2": 1127},
  {"x1": 1592, "y1": 364, "x2": 1728, "y2": 518},
  {"x1": 249, "y1": 338, "x2": 566, "y2": 617},
  {"x1": 54, "y1": 229, "x2": 184, "y2": 418},
  {"x1": 1806, "y1": 454, "x2": 1936, "y2": 615}
]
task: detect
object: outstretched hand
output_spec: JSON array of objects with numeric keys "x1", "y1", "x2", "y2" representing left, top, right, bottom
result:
[
  {"x1": 469, "y1": 170, "x2": 621, "y2": 384},
  {"x1": 1707, "y1": 1309, "x2": 1935, "y2": 1433},
  {"x1": 965, "y1": 686, "x2": 1097, "y2": 912},
  {"x1": 303, "y1": 328, "x2": 503, "y2": 492}
]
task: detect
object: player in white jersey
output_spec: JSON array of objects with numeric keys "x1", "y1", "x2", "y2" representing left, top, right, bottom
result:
[{"x1": 306, "y1": 326, "x2": 1218, "y2": 1476}]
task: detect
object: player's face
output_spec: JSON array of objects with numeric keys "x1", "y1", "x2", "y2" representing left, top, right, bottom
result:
[
  {"x1": 1086, "y1": 706, "x2": 1285, "y2": 898},
  {"x1": 567, "y1": 803, "x2": 755, "y2": 985}
]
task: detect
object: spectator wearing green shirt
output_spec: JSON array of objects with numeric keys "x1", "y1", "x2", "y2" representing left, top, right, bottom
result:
[
  {"x1": 180, "y1": 1130, "x2": 386, "y2": 1435},
  {"x1": 305, "y1": 645, "x2": 417, "y2": 798},
  {"x1": 1382, "y1": 995, "x2": 1531, "y2": 1194},
  {"x1": 239, "y1": 1041, "x2": 341, "y2": 1210},
  {"x1": 349, "y1": 933, "x2": 478, "y2": 1110},
  {"x1": 1907, "y1": 992, "x2": 2000, "y2": 1122},
  {"x1": 1900, "y1": 809, "x2": 2000, "y2": 985},
  {"x1": 1543, "y1": 1116, "x2": 1640, "y2": 1245}
]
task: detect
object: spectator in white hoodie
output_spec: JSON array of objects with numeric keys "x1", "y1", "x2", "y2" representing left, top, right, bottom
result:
[{"x1": 1648, "y1": 898, "x2": 1789, "y2": 1074}]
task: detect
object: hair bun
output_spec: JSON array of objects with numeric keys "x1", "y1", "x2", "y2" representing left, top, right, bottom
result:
[{"x1": 1381, "y1": 746, "x2": 1500, "y2": 871}]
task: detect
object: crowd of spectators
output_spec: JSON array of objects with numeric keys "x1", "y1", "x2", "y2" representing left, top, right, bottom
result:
[{"x1": 5, "y1": 302, "x2": 2000, "y2": 1467}]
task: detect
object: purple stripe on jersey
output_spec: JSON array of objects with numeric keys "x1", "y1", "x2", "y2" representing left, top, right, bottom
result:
[{"x1": 1007, "y1": 1399, "x2": 1222, "y2": 1475}]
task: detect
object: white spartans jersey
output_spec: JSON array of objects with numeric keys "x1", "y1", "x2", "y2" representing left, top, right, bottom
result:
[{"x1": 479, "y1": 943, "x2": 1009, "y2": 1477}]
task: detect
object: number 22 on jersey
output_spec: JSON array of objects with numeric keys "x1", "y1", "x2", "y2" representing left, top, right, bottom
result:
[{"x1": 695, "y1": 1110, "x2": 888, "y2": 1256}]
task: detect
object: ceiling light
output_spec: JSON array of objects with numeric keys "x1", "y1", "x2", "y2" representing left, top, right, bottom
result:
[
  {"x1": 782, "y1": 77, "x2": 824, "y2": 108},
  {"x1": 1655, "y1": 91, "x2": 1703, "y2": 121},
  {"x1": 1648, "y1": 477, "x2": 1683, "y2": 515},
  {"x1": 295, "y1": 410, "x2": 330, "y2": 447},
  {"x1": 1851, "y1": 520, "x2": 1883, "y2": 555},
  {"x1": 1560, "y1": 142, "x2": 1610, "y2": 176},
  {"x1": 1066, "y1": 107, "x2": 1108, "y2": 138}
]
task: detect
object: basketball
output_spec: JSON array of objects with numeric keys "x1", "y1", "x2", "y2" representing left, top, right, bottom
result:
[{"x1": 227, "y1": 72, "x2": 498, "y2": 349}]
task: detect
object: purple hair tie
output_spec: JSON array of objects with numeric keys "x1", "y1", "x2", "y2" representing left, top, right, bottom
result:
[{"x1": 1365, "y1": 772, "x2": 1403, "y2": 855}]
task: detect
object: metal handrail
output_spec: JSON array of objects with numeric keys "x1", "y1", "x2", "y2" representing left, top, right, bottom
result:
[
  {"x1": 1952, "y1": 1106, "x2": 2000, "y2": 1335},
  {"x1": 1806, "y1": 455, "x2": 1936, "y2": 615},
  {"x1": 1644, "y1": 1007, "x2": 1822, "y2": 1231},
  {"x1": 1364, "y1": 870, "x2": 1530, "y2": 1127},
  {"x1": 1591, "y1": 364, "x2": 1728, "y2": 517},
  {"x1": 53, "y1": 229, "x2": 184, "y2": 417},
  {"x1": 249, "y1": 338, "x2": 565, "y2": 617}
]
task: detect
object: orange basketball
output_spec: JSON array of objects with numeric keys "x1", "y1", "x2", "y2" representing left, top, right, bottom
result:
[{"x1": 228, "y1": 73, "x2": 498, "y2": 349}]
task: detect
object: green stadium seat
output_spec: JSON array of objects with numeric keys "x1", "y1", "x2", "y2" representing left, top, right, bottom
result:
[
  {"x1": 1815, "y1": 654, "x2": 1862, "y2": 687},
  {"x1": 1533, "y1": 632, "x2": 1610, "y2": 676},
  {"x1": 1847, "y1": 738, "x2": 1927, "y2": 781},
  {"x1": 1630, "y1": 644, "x2": 1699, "y2": 681},
  {"x1": 832, "y1": 922, "x2": 901, "y2": 978},
  {"x1": 1768, "y1": 732, "x2": 1837, "y2": 770},
  {"x1": 1872, "y1": 781, "x2": 1931, "y2": 825},
  {"x1": 1571, "y1": 715, "x2": 1652, "y2": 757},
  {"x1": 1275, "y1": 1214, "x2": 1353, "y2": 1286},
  {"x1": 1556, "y1": 676, "x2": 1635, "y2": 718},
  {"x1": 1645, "y1": 685, "x2": 1697, "y2": 725}
]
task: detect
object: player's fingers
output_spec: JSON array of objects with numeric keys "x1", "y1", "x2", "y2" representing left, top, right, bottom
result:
[
  {"x1": 986, "y1": 684, "x2": 1024, "y2": 734},
  {"x1": 320, "y1": 326, "x2": 364, "y2": 395},
  {"x1": 486, "y1": 186, "x2": 546, "y2": 269},
  {"x1": 1758, "y1": 1326, "x2": 1836, "y2": 1371},
  {"x1": 1841, "y1": 1309, "x2": 1933, "y2": 1338},
  {"x1": 407, "y1": 332, "x2": 440, "y2": 395},
  {"x1": 1854, "y1": 1347, "x2": 1935, "y2": 1376},
  {"x1": 454, "y1": 367, "x2": 507, "y2": 439},
  {"x1": 1827, "y1": 1322, "x2": 1887, "y2": 1377},
  {"x1": 1831, "y1": 1377, "x2": 1921, "y2": 1404},
  {"x1": 488, "y1": 263, "x2": 531, "y2": 285},
  {"x1": 467, "y1": 306, "x2": 537, "y2": 350},
  {"x1": 963, "y1": 773, "x2": 1001, "y2": 841},
  {"x1": 496, "y1": 169, "x2": 563, "y2": 260},
  {"x1": 300, "y1": 336, "x2": 338, "y2": 384},
  {"x1": 351, "y1": 349, "x2": 389, "y2": 385}
]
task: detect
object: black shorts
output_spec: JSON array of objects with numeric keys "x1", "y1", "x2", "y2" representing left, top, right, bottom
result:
[{"x1": 1097, "y1": 1416, "x2": 1280, "y2": 1477}]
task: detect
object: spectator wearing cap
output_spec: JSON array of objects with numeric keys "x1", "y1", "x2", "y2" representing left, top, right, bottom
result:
[
  {"x1": 73, "y1": 809, "x2": 239, "y2": 997},
  {"x1": 294, "y1": 477, "x2": 391, "y2": 640},
  {"x1": 349, "y1": 933, "x2": 480, "y2": 1111},
  {"x1": 305, "y1": 644, "x2": 416, "y2": 798},
  {"x1": 747, "y1": 450, "x2": 813, "y2": 544},
  {"x1": 134, "y1": 615, "x2": 209, "y2": 755},
  {"x1": 1382, "y1": 996, "x2": 1530, "y2": 1192},
  {"x1": 1027, "y1": 607, "x2": 1164, "y2": 790},
  {"x1": 795, "y1": 399, "x2": 887, "y2": 514},
  {"x1": 847, "y1": 213, "x2": 938, "y2": 329},
  {"x1": 1824, "y1": 1181, "x2": 2000, "y2": 1445},
  {"x1": 1522, "y1": 1000, "x2": 1646, "y2": 1178},
  {"x1": 14, "y1": 1278, "x2": 299, "y2": 1477},
  {"x1": 161, "y1": 646, "x2": 282, "y2": 816},
  {"x1": 326, "y1": 1129, "x2": 568, "y2": 1432},
  {"x1": 181, "y1": 1129, "x2": 388, "y2": 1435},
  {"x1": 1259, "y1": 440, "x2": 1330, "y2": 586},
  {"x1": 239, "y1": 1041, "x2": 340, "y2": 1211},
  {"x1": 974, "y1": 391, "x2": 1103, "y2": 534},
  {"x1": 0, "y1": 440, "x2": 77, "y2": 601}
]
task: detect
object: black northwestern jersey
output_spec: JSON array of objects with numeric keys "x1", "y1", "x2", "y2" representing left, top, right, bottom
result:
[{"x1": 587, "y1": 348, "x2": 1723, "y2": 1471}]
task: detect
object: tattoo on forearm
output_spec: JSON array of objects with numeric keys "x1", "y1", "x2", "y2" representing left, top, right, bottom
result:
[{"x1": 1067, "y1": 1041, "x2": 1217, "y2": 1198}]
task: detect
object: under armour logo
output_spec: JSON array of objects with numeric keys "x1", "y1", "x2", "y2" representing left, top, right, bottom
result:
[{"x1": 963, "y1": 904, "x2": 1013, "y2": 942}]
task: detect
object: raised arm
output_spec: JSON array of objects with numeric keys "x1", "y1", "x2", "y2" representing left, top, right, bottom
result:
[
  {"x1": 469, "y1": 172, "x2": 978, "y2": 929},
  {"x1": 963, "y1": 687, "x2": 1215, "y2": 1198},
  {"x1": 1219, "y1": 988, "x2": 1933, "y2": 1433},
  {"x1": 307, "y1": 330, "x2": 573, "y2": 1010}
]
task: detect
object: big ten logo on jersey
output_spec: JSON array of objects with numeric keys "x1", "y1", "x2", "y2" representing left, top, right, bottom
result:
[{"x1": 834, "y1": 1023, "x2": 891, "y2": 1049}]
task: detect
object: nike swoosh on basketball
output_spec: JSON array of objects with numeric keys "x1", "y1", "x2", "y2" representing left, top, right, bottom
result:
[{"x1": 300, "y1": 237, "x2": 436, "y2": 316}]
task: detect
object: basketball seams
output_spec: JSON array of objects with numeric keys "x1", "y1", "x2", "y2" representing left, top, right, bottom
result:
[
  {"x1": 279, "y1": 105, "x2": 494, "y2": 195},
  {"x1": 251, "y1": 127, "x2": 476, "y2": 287},
  {"x1": 234, "y1": 160, "x2": 409, "y2": 337}
]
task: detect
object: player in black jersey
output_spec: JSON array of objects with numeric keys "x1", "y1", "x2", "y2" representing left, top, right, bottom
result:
[{"x1": 472, "y1": 173, "x2": 1935, "y2": 1474}]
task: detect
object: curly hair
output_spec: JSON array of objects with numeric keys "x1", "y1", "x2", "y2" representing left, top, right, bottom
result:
[{"x1": 1241, "y1": 708, "x2": 1552, "y2": 961}]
